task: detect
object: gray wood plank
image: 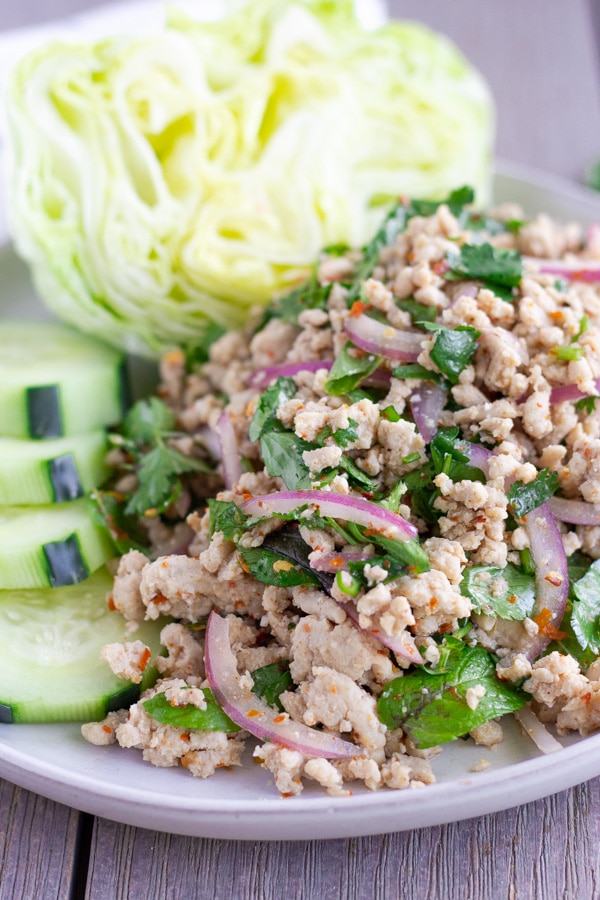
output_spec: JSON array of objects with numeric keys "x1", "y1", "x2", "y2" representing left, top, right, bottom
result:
[
  {"x1": 85, "y1": 777, "x2": 600, "y2": 900},
  {"x1": 0, "y1": 779, "x2": 80, "y2": 900}
]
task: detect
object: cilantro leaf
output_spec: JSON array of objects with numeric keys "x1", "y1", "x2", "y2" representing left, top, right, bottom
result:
[
  {"x1": 429, "y1": 326, "x2": 480, "y2": 385},
  {"x1": 507, "y1": 470, "x2": 560, "y2": 519},
  {"x1": 571, "y1": 558, "x2": 600, "y2": 653},
  {"x1": 575, "y1": 396, "x2": 600, "y2": 414},
  {"x1": 445, "y1": 242, "x2": 523, "y2": 293},
  {"x1": 123, "y1": 396, "x2": 175, "y2": 444},
  {"x1": 125, "y1": 443, "x2": 211, "y2": 516},
  {"x1": 208, "y1": 499, "x2": 249, "y2": 541},
  {"x1": 259, "y1": 431, "x2": 313, "y2": 489},
  {"x1": 248, "y1": 377, "x2": 297, "y2": 442},
  {"x1": 324, "y1": 342, "x2": 381, "y2": 396},
  {"x1": 460, "y1": 564, "x2": 536, "y2": 620},
  {"x1": 377, "y1": 646, "x2": 526, "y2": 748},
  {"x1": 251, "y1": 661, "x2": 293, "y2": 711},
  {"x1": 143, "y1": 688, "x2": 241, "y2": 732}
]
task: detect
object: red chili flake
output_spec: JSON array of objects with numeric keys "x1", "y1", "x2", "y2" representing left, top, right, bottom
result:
[
  {"x1": 138, "y1": 647, "x2": 152, "y2": 671},
  {"x1": 432, "y1": 259, "x2": 449, "y2": 276},
  {"x1": 349, "y1": 300, "x2": 369, "y2": 318},
  {"x1": 544, "y1": 572, "x2": 564, "y2": 587},
  {"x1": 272, "y1": 714, "x2": 287, "y2": 725},
  {"x1": 508, "y1": 594, "x2": 517, "y2": 605},
  {"x1": 532, "y1": 607, "x2": 567, "y2": 640},
  {"x1": 246, "y1": 709, "x2": 262, "y2": 718},
  {"x1": 107, "y1": 595, "x2": 116, "y2": 612},
  {"x1": 102, "y1": 725, "x2": 112, "y2": 734},
  {"x1": 329, "y1": 556, "x2": 344, "y2": 569}
]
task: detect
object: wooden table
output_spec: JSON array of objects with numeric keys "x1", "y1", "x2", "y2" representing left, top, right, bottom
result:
[{"x1": 1, "y1": 1, "x2": 600, "y2": 897}]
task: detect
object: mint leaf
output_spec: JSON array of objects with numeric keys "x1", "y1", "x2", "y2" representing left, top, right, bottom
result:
[
  {"x1": 391, "y1": 363, "x2": 443, "y2": 384},
  {"x1": 507, "y1": 469, "x2": 560, "y2": 519},
  {"x1": 324, "y1": 342, "x2": 381, "y2": 396},
  {"x1": 238, "y1": 528, "x2": 327, "y2": 589},
  {"x1": 377, "y1": 646, "x2": 526, "y2": 748},
  {"x1": 259, "y1": 431, "x2": 313, "y2": 489},
  {"x1": 429, "y1": 326, "x2": 480, "y2": 385},
  {"x1": 248, "y1": 377, "x2": 297, "y2": 442},
  {"x1": 571, "y1": 558, "x2": 600, "y2": 653},
  {"x1": 251, "y1": 661, "x2": 293, "y2": 711},
  {"x1": 460, "y1": 564, "x2": 536, "y2": 620},
  {"x1": 430, "y1": 428, "x2": 485, "y2": 483},
  {"x1": 143, "y1": 688, "x2": 241, "y2": 732}
]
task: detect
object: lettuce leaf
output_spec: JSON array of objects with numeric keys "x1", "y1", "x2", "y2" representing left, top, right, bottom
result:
[{"x1": 7, "y1": 0, "x2": 493, "y2": 356}]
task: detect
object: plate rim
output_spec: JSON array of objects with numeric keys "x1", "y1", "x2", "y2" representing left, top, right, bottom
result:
[{"x1": 2, "y1": 160, "x2": 600, "y2": 840}]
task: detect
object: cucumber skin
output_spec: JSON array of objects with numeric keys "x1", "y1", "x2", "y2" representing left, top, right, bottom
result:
[
  {"x1": 0, "y1": 500, "x2": 115, "y2": 590},
  {"x1": 0, "y1": 431, "x2": 109, "y2": 506},
  {"x1": 0, "y1": 568, "x2": 167, "y2": 724},
  {"x1": 0, "y1": 321, "x2": 127, "y2": 439}
]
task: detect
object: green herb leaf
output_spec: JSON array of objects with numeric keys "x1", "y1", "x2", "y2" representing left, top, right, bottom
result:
[
  {"x1": 259, "y1": 431, "x2": 313, "y2": 489},
  {"x1": 324, "y1": 342, "x2": 381, "y2": 396},
  {"x1": 251, "y1": 661, "x2": 293, "y2": 711},
  {"x1": 269, "y1": 278, "x2": 332, "y2": 325},
  {"x1": 460, "y1": 564, "x2": 536, "y2": 620},
  {"x1": 371, "y1": 535, "x2": 430, "y2": 573},
  {"x1": 571, "y1": 558, "x2": 600, "y2": 653},
  {"x1": 507, "y1": 469, "x2": 560, "y2": 519},
  {"x1": 430, "y1": 428, "x2": 486, "y2": 483},
  {"x1": 143, "y1": 688, "x2": 241, "y2": 732},
  {"x1": 377, "y1": 646, "x2": 526, "y2": 748},
  {"x1": 445, "y1": 242, "x2": 523, "y2": 292},
  {"x1": 208, "y1": 499, "x2": 249, "y2": 541},
  {"x1": 429, "y1": 326, "x2": 480, "y2": 385},
  {"x1": 238, "y1": 528, "x2": 331, "y2": 590},
  {"x1": 125, "y1": 443, "x2": 212, "y2": 516},
  {"x1": 391, "y1": 363, "x2": 443, "y2": 384},
  {"x1": 248, "y1": 377, "x2": 297, "y2": 443},
  {"x1": 395, "y1": 298, "x2": 438, "y2": 324},
  {"x1": 184, "y1": 322, "x2": 227, "y2": 366},
  {"x1": 123, "y1": 397, "x2": 176, "y2": 445},
  {"x1": 575, "y1": 396, "x2": 600, "y2": 414}
]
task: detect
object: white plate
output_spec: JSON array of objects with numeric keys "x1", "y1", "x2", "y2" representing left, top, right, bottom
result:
[{"x1": 2, "y1": 161, "x2": 600, "y2": 841}]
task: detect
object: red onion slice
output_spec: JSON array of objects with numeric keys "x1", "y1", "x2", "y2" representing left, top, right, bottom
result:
[
  {"x1": 520, "y1": 503, "x2": 569, "y2": 661},
  {"x1": 217, "y1": 411, "x2": 242, "y2": 490},
  {"x1": 547, "y1": 496, "x2": 600, "y2": 526},
  {"x1": 343, "y1": 313, "x2": 424, "y2": 362},
  {"x1": 242, "y1": 489, "x2": 418, "y2": 542},
  {"x1": 204, "y1": 612, "x2": 358, "y2": 759},
  {"x1": 340, "y1": 602, "x2": 423, "y2": 665},
  {"x1": 550, "y1": 378, "x2": 600, "y2": 405},
  {"x1": 524, "y1": 256, "x2": 600, "y2": 283},
  {"x1": 514, "y1": 706, "x2": 563, "y2": 754},
  {"x1": 249, "y1": 360, "x2": 333, "y2": 390},
  {"x1": 459, "y1": 441, "x2": 569, "y2": 661},
  {"x1": 310, "y1": 550, "x2": 374, "y2": 572},
  {"x1": 410, "y1": 382, "x2": 447, "y2": 443}
]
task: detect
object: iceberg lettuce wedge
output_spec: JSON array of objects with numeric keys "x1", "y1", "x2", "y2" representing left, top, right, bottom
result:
[{"x1": 6, "y1": 0, "x2": 494, "y2": 356}]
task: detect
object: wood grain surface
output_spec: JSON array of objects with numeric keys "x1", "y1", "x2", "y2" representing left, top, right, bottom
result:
[{"x1": 1, "y1": 2, "x2": 599, "y2": 898}]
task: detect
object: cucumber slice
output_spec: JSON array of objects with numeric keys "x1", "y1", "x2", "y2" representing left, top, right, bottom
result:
[
  {"x1": 0, "y1": 499, "x2": 114, "y2": 589},
  {"x1": 0, "y1": 320, "x2": 126, "y2": 438},
  {"x1": 0, "y1": 431, "x2": 109, "y2": 505},
  {"x1": 0, "y1": 567, "x2": 164, "y2": 723}
]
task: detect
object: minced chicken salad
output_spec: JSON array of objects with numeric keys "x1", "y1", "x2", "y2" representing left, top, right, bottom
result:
[{"x1": 83, "y1": 187, "x2": 600, "y2": 797}]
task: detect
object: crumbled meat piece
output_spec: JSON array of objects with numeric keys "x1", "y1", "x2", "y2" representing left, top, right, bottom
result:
[{"x1": 100, "y1": 640, "x2": 152, "y2": 683}]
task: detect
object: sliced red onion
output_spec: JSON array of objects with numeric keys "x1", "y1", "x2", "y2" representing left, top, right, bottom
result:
[
  {"x1": 548, "y1": 496, "x2": 600, "y2": 526},
  {"x1": 514, "y1": 706, "x2": 563, "y2": 754},
  {"x1": 550, "y1": 378, "x2": 600, "y2": 405},
  {"x1": 460, "y1": 441, "x2": 493, "y2": 476},
  {"x1": 410, "y1": 382, "x2": 447, "y2": 443},
  {"x1": 242, "y1": 489, "x2": 418, "y2": 542},
  {"x1": 196, "y1": 424, "x2": 222, "y2": 460},
  {"x1": 204, "y1": 612, "x2": 357, "y2": 758},
  {"x1": 310, "y1": 550, "x2": 374, "y2": 572},
  {"x1": 216, "y1": 411, "x2": 241, "y2": 490},
  {"x1": 524, "y1": 256, "x2": 600, "y2": 283},
  {"x1": 343, "y1": 313, "x2": 424, "y2": 362},
  {"x1": 249, "y1": 360, "x2": 333, "y2": 390},
  {"x1": 362, "y1": 367, "x2": 392, "y2": 389},
  {"x1": 340, "y1": 601, "x2": 423, "y2": 665},
  {"x1": 521, "y1": 503, "x2": 569, "y2": 661}
]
